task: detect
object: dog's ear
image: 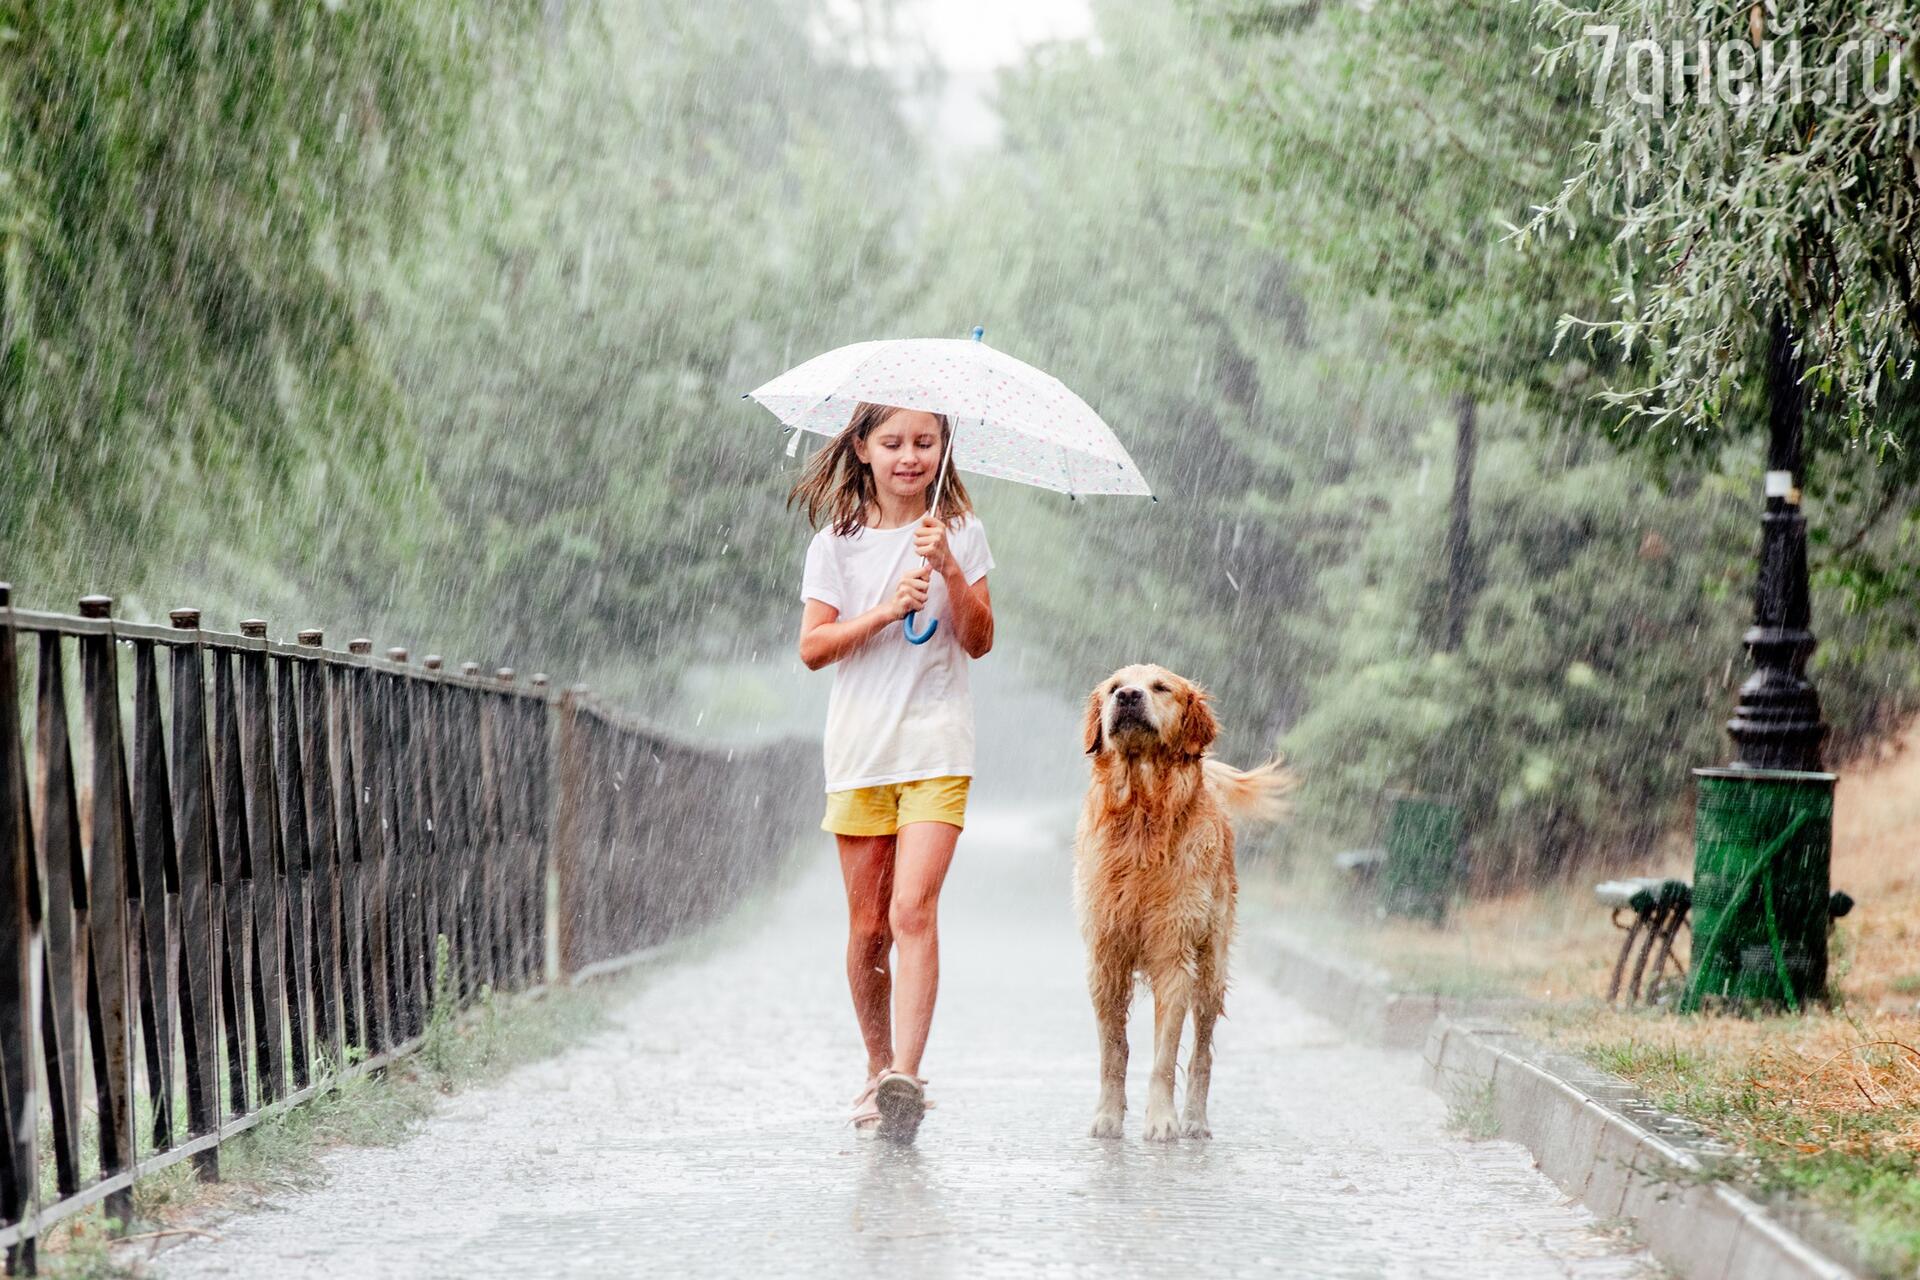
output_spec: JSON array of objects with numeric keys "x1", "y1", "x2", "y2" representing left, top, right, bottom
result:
[
  {"x1": 1082, "y1": 686, "x2": 1106, "y2": 756},
  {"x1": 1169, "y1": 684, "x2": 1219, "y2": 758}
]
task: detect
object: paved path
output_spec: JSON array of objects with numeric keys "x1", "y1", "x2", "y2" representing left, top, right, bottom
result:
[{"x1": 154, "y1": 807, "x2": 1656, "y2": 1279}]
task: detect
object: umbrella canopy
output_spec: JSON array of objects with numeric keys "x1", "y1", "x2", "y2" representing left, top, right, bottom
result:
[{"x1": 746, "y1": 333, "x2": 1152, "y2": 498}]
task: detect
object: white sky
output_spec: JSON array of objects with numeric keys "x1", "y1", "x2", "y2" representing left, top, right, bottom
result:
[
  {"x1": 812, "y1": 0, "x2": 1096, "y2": 147},
  {"x1": 891, "y1": 0, "x2": 1093, "y2": 70}
]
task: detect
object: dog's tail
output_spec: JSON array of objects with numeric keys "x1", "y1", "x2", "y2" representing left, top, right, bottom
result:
[{"x1": 1202, "y1": 756, "x2": 1299, "y2": 822}]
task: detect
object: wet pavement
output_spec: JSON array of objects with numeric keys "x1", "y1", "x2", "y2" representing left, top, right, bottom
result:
[{"x1": 154, "y1": 806, "x2": 1657, "y2": 1279}]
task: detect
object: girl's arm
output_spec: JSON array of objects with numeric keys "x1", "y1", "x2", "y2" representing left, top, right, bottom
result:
[
  {"x1": 798, "y1": 570, "x2": 930, "y2": 670},
  {"x1": 914, "y1": 514, "x2": 994, "y2": 659},
  {"x1": 942, "y1": 571, "x2": 993, "y2": 659}
]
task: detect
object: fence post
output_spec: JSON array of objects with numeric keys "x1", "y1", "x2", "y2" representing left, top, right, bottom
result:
[
  {"x1": 211, "y1": 628, "x2": 253, "y2": 1118},
  {"x1": 343, "y1": 639, "x2": 377, "y2": 1053},
  {"x1": 495, "y1": 669, "x2": 525, "y2": 990},
  {"x1": 446, "y1": 667, "x2": 477, "y2": 1002},
  {"x1": 34, "y1": 626, "x2": 85, "y2": 1196},
  {"x1": 421, "y1": 656, "x2": 447, "y2": 1015},
  {"x1": 130, "y1": 633, "x2": 179, "y2": 1153},
  {"x1": 530, "y1": 674, "x2": 552, "y2": 986},
  {"x1": 298, "y1": 630, "x2": 345, "y2": 1075},
  {"x1": 237, "y1": 619, "x2": 287, "y2": 1104},
  {"x1": 272, "y1": 645, "x2": 313, "y2": 1091},
  {"x1": 384, "y1": 647, "x2": 424, "y2": 1039},
  {"x1": 552, "y1": 687, "x2": 584, "y2": 977},
  {"x1": 76, "y1": 595, "x2": 136, "y2": 1233},
  {"x1": 347, "y1": 638, "x2": 389, "y2": 1054},
  {"x1": 169, "y1": 607, "x2": 220, "y2": 1182}
]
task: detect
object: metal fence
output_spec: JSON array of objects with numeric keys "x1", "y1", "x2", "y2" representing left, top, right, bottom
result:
[{"x1": 0, "y1": 585, "x2": 811, "y2": 1270}]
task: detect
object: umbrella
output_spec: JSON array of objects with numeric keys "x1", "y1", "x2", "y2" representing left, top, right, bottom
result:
[{"x1": 746, "y1": 327, "x2": 1152, "y2": 643}]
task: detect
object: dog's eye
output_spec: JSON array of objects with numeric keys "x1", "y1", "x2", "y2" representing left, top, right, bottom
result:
[{"x1": 1151, "y1": 681, "x2": 1170, "y2": 693}]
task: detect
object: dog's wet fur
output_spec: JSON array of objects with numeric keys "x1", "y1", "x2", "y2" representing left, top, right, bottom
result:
[{"x1": 1074, "y1": 664, "x2": 1295, "y2": 1140}]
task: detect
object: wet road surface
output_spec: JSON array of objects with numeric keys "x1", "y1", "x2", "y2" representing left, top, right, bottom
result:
[{"x1": 154, "y1": 807, "x2": 1656, "y2": 1279}]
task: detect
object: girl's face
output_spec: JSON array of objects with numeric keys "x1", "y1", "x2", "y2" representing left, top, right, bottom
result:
[{"x1": 854, "y1": 410, "x2": 944, "y2": 502}]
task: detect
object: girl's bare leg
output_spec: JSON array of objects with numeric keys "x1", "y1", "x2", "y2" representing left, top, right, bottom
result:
[
  {"x1": 888, "y1": 821, "x2": 960, "y2": 1079},
  {"x1": 837, "y1": 835, "x2": 896, "y2": 1076}
]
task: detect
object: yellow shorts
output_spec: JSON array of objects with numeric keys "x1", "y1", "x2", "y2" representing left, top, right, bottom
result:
[{"x1": 822, "y1": 775, "x2": 971, "y2": 836}]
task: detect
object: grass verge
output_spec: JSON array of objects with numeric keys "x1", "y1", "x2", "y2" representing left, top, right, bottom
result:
[{"x1": 1523, "y1": 1005, "x2": 1920, "y2": 1277}]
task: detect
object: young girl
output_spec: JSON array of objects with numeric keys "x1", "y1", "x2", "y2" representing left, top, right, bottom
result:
[{"x1": 789, "y1": 400, "x2": 994, "y2": 1144}]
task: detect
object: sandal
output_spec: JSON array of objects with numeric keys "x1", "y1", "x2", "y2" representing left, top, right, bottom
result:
[
  {"x1": 875, "y1": 1070, "x2": 929, "y2": 1144},
  {"x1": 849, "y1": 1072, "x2": 883, "y2": 1133}
]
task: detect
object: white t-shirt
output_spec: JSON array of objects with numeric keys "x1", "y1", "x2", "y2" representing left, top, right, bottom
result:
[{"x1": 801, "y1": 514, "x2": 995, "y2": 792}]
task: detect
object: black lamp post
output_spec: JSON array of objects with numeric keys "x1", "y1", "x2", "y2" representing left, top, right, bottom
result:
[
  {"x1": 1725, "y1": 314, "x2": 1829, "y2": 771},
  {"x1": 1683, "y1": 313, "x2": 1839, "y2": 1012}
]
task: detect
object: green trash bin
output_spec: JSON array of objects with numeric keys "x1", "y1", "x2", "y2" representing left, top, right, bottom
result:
[
  {"x1": 1682, "y1": 767, "x2": 1836, "y2": 1013},
  {"x1": 1380, "y1": 790, "x2": 1459, "y2": 924}
]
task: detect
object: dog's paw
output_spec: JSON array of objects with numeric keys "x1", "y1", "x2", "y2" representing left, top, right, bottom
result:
[
  {"x1": 1089, "y1": 1110, "x2": 1125, "y2": 1139},
  {"x1": 1141, "y1": 1110, "x2": 1180, "y2": 1142},
  {"x1": 1179, "y1": 1118, "x2": 1212, "y2": 1140}
]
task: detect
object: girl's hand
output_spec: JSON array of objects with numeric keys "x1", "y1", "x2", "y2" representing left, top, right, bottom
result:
[
  {"x1": 913, "y1": 514, "x2": 953, "y2": 575},
  {"x1": 888, "y1": 566, "x2": 931, "y2": 621}
]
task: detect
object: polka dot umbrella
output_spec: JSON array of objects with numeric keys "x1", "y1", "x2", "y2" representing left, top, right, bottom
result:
[{"x1": 746, "y1": 327, "x2": 1154, "y2": 643}]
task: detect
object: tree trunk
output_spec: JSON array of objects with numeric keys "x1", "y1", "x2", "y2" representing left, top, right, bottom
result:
[{"x1": 1440, "y1": 392, "x2": 1477, "y2": 652}]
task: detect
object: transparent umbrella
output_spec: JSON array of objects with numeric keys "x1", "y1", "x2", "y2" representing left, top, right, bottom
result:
[{"x1": 746, "y1": 326, "x2": 1153, "y2": 642}]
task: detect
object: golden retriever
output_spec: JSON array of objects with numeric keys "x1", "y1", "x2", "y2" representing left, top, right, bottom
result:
[{"x1": 1075, "y1": 664, "x2": 1294, "y2": 1141}]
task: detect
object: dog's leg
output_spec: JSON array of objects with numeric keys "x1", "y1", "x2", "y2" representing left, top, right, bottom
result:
[
  {"x1": 1088, "y1": 953, "x2": 1131, "y2": 1138},
  {"x1": 1142, "y1": 968, "x2": 1189, "y2": 1142},
  {"x1": 1183, "y1": 947, "x2": 1224, "y2": 1139}
]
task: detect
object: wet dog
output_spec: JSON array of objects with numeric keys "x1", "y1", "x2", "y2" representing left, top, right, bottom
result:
[{"x1": 1074, "y1": 664, "x2": 1294, "y2": 1140}]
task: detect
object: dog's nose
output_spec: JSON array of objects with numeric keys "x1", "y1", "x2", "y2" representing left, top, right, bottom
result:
[{"x1": 1114, "y1": 687, "x2": 1144, "y2": 707}]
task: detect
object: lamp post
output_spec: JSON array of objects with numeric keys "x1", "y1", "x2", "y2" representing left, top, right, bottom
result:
[
  {"x1": 1727, "y1": 316, "x2": 1829, "y2": 771},
  {"x1": 1684, "y1": 314, "x2": 1839, "y2": 1012}
]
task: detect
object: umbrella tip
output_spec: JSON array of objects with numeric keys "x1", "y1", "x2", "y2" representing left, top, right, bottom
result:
[{"x1": 971, "y1": 325, "x2": 985, "y2": 342}]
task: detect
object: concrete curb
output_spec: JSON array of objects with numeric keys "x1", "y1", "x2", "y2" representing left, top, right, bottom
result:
[
  {"x1": 1253, "y1": 927, "x2": 1865, "y2": 1280},
  {"x1": 1256, "y1": 927, "x2": 1452, "y2": 1049},
  {"x1": 1425, "y1": 1018, "x2": 1860, "y2": 1280}
]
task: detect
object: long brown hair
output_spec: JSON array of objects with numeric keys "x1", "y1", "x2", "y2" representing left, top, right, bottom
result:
[{"x1": 786, "y1": 401, "x2": 975, "y2": 537}]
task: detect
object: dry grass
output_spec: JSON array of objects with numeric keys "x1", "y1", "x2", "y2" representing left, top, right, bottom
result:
[
  {"x1": 1531, "y1": 1007, "x2": 1920, "y2": 1156},
  {"x1": 1829, "y1": 720, "x2": 1920, "y2": 1013},
  {"x1": 1523, "y1": 1004, "x2": 1920, "y2": 1275}
]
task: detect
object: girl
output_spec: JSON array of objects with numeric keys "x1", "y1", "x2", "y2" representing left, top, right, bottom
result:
[{"x1": 789, "y1": 400, "x2": 994, "y2": 1144}]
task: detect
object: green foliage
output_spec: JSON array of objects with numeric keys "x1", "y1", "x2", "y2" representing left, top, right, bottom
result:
[
  {"x1": 1207, "y1": 0, "x2": 1627, "y2": 415},
  {"x1": 4, "y1": 0, "x2": 1918, "y2": 892},
  {"x1": 905, "y1": 4, "x2": 1437, "y2": 748},
  {"x1": 0, "y1": 0, "x2": 525, "y2": 606},
  {"x1": 1525, "y1": 0, "x2": 1920, "y2": 438},
  {"x1": 1282, "y1": 416, "x2": 1754, "y2": 877},
  {"x1": 938, "y1": 0, "x2": 1917, "y2": 877},
  {"x1": 362, "y1": 0, "x2": 918, "y2": 690},
  {"x1": 1445, "y1": 1078, "x2": 1501, "y2": 1141}
]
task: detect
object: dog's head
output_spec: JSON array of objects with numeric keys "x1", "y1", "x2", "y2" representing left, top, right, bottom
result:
[{"x1": 1082, "y1": 663, "x2": 1219, "y2": 760}]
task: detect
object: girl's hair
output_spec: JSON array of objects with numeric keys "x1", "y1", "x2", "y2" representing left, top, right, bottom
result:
[{"x1": 787, "y1": 401, "x2": 975, "y2": 537}]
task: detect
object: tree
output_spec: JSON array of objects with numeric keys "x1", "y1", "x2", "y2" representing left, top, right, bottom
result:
[
  {"x1": 1205, "y1": 0, "x2": 1634, "y2": 657},
  {"x1": 1526, "y1": 0, "x2": 1920, "y2": 439},
  {"x1": 903, "y1": 3, "x2": 1445, "y2": 752},
  {"x1": 0, "y1": 1, "x2": 519, "y2": 605},
  {"x1": 361, "y1": 0, "x2": 921, "y2": 692}
]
